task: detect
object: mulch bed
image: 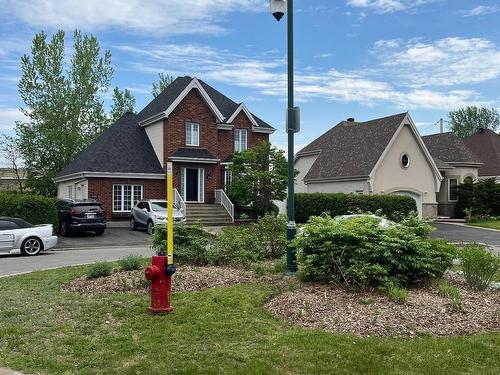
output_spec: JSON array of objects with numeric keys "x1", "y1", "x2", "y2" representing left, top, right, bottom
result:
[
  {"x1": 265, "y1": 274, "x2": 500, "y2": 337},
  {"x1": 62, "y1": 266, "x2": 259, "y2": 295}
]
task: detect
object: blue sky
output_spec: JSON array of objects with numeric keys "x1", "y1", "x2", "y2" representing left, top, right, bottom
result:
[{"x1": 1, "y1": 0, "x2": 500, "y2": 153}]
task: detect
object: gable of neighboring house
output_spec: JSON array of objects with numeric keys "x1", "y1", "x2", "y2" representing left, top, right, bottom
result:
[
  {"x1": 465, "y1": 128, "x2": 500, "y2": 180},
  {"x1": 294, "y1": 113, "x2": 442, "y2": 218}
]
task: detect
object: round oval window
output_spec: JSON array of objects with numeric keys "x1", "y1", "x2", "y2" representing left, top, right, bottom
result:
[{"x1": 401, "y1": 154, "x2": 410, "y2": 168}]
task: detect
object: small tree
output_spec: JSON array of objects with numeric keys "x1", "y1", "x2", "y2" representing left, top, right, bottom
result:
[
  {"x1": 227, "y1": 141, "x2": 291, "y2": 218},
  {"x1": 152, "y1": 73, "x2": 174, "y2": 98},
  {"x1": 448, "y1": 106, "x2": 500, "y2": 139},
  {"x1": 0, "y1": 135, "x2": 25, "y2": 193},
  {"x1": 110, "y1": 87, "x2": 136, "y2": 123}
]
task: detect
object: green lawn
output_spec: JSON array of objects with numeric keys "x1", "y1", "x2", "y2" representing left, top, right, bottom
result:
[
  {"x1": 1, "y1": 266, "x2": 499, "y2": 375},
  {"x1": 468, "y1": 220, "x2": 500, "y2": 230}
]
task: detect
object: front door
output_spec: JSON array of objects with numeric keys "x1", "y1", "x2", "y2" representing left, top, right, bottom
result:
[{"x1": 186, "y1": 168, "x2": 199, "y2": 202}]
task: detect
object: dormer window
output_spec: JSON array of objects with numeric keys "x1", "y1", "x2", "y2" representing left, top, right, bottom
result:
[
  {"x1": 234, "y1": 129, "x2": 248, "y2": 152},
  {"x1": 186, "y1": 122, "x2": 199, "y2": 146}
]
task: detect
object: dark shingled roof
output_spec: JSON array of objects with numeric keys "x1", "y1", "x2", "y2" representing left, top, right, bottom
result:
[
  {"x1": 298, "y1": 113, "x2": 407, "y2": 181},
  {"x1": 422, "y1": 132, "x2": 482, "y2": 165},
  {"x1": 465, "y1": 129, "x2": 500, "y2": 177},
  {"x1": 169, "y1": 147, "x2": 218, "y2": 160},
  {"x1": 137, "y1": 76, "x2": 274, "y2": 129},
  {"x1": 57, "y1": 113, "x2": 163, "y2": 177}
]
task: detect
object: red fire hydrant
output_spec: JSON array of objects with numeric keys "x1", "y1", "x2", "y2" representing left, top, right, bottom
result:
[{"x1": 145, "y1": 255, "x2": 176, "y2": 314}]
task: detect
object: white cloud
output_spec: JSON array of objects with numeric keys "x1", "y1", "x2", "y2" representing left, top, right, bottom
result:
[
  {"x1": 373, "y1": 37, "x2": 500, "y2": 87},
  {"x1": 346, "y1": 0, "x2": 438, "y2": 13},
  {"x1": 0, "y1": 107, "x2": 25, "y2": 130},
  {"x1": 119, "y1": 42, "x2": 489, "y2": 111},
  {"x1": 0, "y1": 0, "x2": 266, "y2": 35},
  {"x1": 462, "y1": 5, "x2": 500, "y2": 17}
]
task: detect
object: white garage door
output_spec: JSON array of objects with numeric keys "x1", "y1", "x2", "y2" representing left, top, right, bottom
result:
[{"x1": 391, "y1": 191, "x2": 422, "y2": 219}]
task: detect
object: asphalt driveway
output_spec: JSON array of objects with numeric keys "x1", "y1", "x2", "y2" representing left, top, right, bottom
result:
[
  {"x1": 431, "y1": 223, "x2": 500, "y2": 247},
  {"x1": 57, "y1": 227, "x2": 151, "y2": 249}
]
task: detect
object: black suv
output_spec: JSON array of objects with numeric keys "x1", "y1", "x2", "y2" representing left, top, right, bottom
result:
[{"x1": 57, "y1": 199, "x2": 107, "y2": 236}]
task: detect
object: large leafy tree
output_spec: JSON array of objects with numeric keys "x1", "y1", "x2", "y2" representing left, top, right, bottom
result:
[
  {"x1": 16, "y1": 30, "x2": 113, "y2": 195},
  {"x1": 0, "y1": 135, "x2": 25, "y2": 193},
  {"x1": 110, "y1": 87, "x2": 136, "y2": 123},
  {"x1": 448, "y1": 106, "x2": 500, "y2": 139},
  {"x1": 151, "y1": 73, "x2": 174, "y2": 97},
  {"x1": 227, "y1": 141, "x2": 291, "y2": 217}
]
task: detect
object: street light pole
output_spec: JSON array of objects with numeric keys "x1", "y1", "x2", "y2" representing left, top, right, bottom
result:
[
  {"x1": 285, "y1": 0, "x2": 298, "y2": 274},
  {"x1": 271, "y1": 0, "x2": 298, "y2": 273}
]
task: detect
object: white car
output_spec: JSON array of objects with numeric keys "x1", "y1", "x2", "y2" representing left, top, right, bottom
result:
[
  {"x1": 0, "y1": 217, "x2": 58, "y2": 256},
  {"x1": 130, "y1": 200, "x2": 186, "y2": 235}
]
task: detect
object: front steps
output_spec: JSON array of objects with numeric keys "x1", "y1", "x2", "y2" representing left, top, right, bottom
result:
[{"x1": 185, "y1": 204, "x2": 233, "y2": 226}]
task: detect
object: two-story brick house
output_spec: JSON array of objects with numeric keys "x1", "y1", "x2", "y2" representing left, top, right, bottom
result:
[{"x1": 54, "y1": 76, "x2": 275, "y2": 222}]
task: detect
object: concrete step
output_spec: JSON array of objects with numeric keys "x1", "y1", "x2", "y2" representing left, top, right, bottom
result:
[{"x1": 185, "y1": 204, "x2": 233, "y2": 226}]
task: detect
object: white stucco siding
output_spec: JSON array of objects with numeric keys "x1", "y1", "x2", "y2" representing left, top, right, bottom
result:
[
  {"x1": 145, "y1": 120, "x2": 164, "y2": 167},
  {"x1": 294, "y1": 154, "x2": 319, "y2": 193},
  {"x1": 305, "y1": 180, "x2": 367, "y2": 194},
  {"x1": 372, "y1": 125, "x2": 437, "y2": 205}
]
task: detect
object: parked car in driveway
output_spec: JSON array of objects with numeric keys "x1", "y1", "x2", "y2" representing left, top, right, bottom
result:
[
  {"x1": 0, "y1": 216, "x2": 57, "y2": 256},
  {"x1": 57, "y1": 199, "x2": 107, "y2": 236},
  {"x1": 130, "y1": 200, "x2": 186, "y2": 235}
]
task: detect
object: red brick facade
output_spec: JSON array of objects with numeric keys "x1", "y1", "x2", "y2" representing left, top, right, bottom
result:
[{"x1": 87, "y1": 87, "x2": 270, "y2": 220}]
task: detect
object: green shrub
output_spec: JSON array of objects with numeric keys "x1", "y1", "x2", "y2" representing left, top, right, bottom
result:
[
  {"x1": 457, "y1": 178, "x2": 500, "y2": 218},
  {"x1": 151, "y1": 223, "x2": 210, "y2": 265},
  {"x1": 0, "y1": 192, "x2": 58, "y2": 229},
  {"x1": 437, "y1": 280, "x2": 463, "y2": 312},
  {"x1": 87, "y1": 262, "x2": 113, "y2": 279},
  {"x1": 272, "y1": 256, "x2": 287, "y2": 274},
  {"x1": 255, "y1": 213, "x2": 287, "y2": 259},
  {"x1": 294, "y1": 214, "x2": 455, "y2": 287},
  {"x1": 295, "y1": 193, "x2": 417, "y2": 223},
  {"x1": 459, "y1": 244, "x2": 500, "y2": 290},
  {"x1": 208, "y1": 225, "x2": 262, "y2": 267},
  {"x1": 385, "y1": 284, "x2": 408, "y2": 304},
  {"x1": 118, "y1": 255, "x2": 144, "y2": 271}
]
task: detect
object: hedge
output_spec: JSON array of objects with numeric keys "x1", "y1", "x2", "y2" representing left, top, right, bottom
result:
[
  {"x1": 0, "y1": 192, "x2": 58, "y2": 228},
  {"x1": 295, "y1": 193, "x2": 417, "y2": 223},
  {"x1": 456, "y1": 178, "x2": 500, "y2": 219}
]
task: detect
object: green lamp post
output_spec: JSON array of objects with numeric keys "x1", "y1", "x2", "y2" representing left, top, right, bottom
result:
[{"x1": 270, "y1": 0, "x2": 299, "y2": 274}]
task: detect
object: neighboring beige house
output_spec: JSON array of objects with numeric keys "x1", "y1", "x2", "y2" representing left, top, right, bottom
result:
[
  {"x1": 294, "y1": 113, "x2": 482, "y2": 218},
  {"x1": 0, "y1": 168, "x2": 27, "y2": 192}
]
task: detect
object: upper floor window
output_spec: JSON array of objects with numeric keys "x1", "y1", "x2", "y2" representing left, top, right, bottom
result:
[
  {"x1": 234, "y1": 129, "x2": 248, "y2": 152},
  {"x1": 186, "y1": 122, "x2": 200, "y2": 146}
]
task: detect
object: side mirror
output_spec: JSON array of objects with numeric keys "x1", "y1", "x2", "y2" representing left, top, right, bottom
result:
[{"x1": 142, "y1": 208, "x2": 148, "y2": 213}]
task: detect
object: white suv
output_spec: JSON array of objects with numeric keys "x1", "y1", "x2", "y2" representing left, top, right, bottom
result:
[{"x1": 130, "y1": 200, "x2": 185, "y2": 235}]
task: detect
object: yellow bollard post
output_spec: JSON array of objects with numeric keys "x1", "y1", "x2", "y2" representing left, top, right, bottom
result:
[{"x1": 166, "y1": 162, "x2": 174, "y2": 265}]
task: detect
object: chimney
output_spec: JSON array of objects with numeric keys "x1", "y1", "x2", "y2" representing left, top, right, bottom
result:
[{"x1": 347, "y1": 117, "x2": 355, "y2": 122}]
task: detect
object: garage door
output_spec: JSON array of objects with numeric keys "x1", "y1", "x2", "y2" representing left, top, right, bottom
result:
[{"x1": 391, "y1": 191, "x2": 422, "y2": 219}]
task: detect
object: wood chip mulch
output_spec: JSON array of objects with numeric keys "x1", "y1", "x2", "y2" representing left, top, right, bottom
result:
[
  {"x1": 62, "y1": 266, "x2": 259, "y2": 295},
  {"x1": 265, "y1": 274, "x2": 500, "y2": 337}
]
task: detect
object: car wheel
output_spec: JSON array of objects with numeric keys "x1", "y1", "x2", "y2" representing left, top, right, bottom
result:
[
  {"x1": 147, "y1": 220, "x2": 154, "y2": 235},
  {"x1": 20, "y1": 237, "x2": 43, "y2": 256},
  {"x1": 60, "y1": 221, "x2": 69, "y2": 237},
  {"x1": 95, "y1": 229, "x2": 105, "y2": 236},
  {"x1": 130, "y1": 217, "x2": 137, "y2": 230}
]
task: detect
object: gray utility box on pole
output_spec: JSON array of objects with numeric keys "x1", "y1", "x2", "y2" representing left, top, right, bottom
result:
[{"x1": 286, "y1": 106, "x2": 300, "y2": 133}]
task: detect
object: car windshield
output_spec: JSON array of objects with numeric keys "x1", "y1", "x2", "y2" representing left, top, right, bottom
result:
[{"x1": 151, "y1": 202, "x2": 167, "y2": 211}]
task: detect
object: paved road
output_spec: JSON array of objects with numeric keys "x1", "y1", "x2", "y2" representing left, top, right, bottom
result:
[
  {"x1": 0, "y1": 245, "x2": 153, "y2": 277},
  {"x1": 57, "y1": 227, "x2": 150, "y2": 249},
  {"x1": 431, "y1": 223, "x2": 500, "y2": 246}
]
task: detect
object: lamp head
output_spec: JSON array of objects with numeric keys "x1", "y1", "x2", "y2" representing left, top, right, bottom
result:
[{"x1": 270, "y1": 0, "x2": 287, "y2": 21}]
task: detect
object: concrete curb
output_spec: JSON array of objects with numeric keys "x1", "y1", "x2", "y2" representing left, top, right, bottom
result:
[{"x1": 436, "y1": 221, "x2": 500, "y2": 233}]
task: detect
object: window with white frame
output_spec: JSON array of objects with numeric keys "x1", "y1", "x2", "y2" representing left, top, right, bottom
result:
[
  {"x1": 186, "y1": 122, "x2": 200, "y2": 146},
  {"x1": 67, "y1": 185, "x2": 73, "y2": 199},
  {"x1": 234, "y1": 129, "x2": 247, "y2": 152},
  {"x1": 224, "y1": 168, "x2": 233, "y2": 189},
  {"x1": 448, "y1": 178, "x2": 458, "y2": 202},
  {"x1": 113, "y1": 185, "x2": 143, "y2": 212}
]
